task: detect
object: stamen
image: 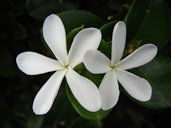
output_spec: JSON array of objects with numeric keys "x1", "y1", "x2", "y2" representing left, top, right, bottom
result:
[
  {"x1": 64, "y1": 65, "x2": 69, "y2": 69},
  {"x1": 110, "y1": 65, "x2": 115, "y2": 69}
]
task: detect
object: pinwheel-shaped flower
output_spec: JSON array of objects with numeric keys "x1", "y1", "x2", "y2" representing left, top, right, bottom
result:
[
  {"x1": 16, "y1": 14, "x2": 102, "y2": 114},
  {"x1": 83, "y1": 21, "x2": 158, "y2": 110}
]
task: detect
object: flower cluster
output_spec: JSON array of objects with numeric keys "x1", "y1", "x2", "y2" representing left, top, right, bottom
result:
[
  {"x1": 83, "y1": 21, "x2": 157, "y2": 110},
  {"x1": 16, "y1": 14, "x2": 157, "y2": 115}
]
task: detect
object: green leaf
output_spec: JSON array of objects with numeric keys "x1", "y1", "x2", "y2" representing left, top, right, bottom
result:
[
  {"x1": 47, "y1": 86, "x2": 78, "y2": 122},
  {"x1": 58, "y1": 10, "x2": 104, "y2": 32},
  {"x1": 98, "y1": 39, "x2": 111, "y2": 60},
  {"x1": 125, "y1": 0, "x2": 171, "y2": 48},
  {"x1": 27, "y1": 0, "x2": 79, "y2": 20},
  {"x1": 125, "y1": 0, "x2": 150, "y2": 42},
  {"x1": 135, "y1": 56, "x2": 171, "y2": 109},
  {"x1": 100, "y1": 21, "x2": 117, "y2": 42},
  {"x1": 66, "y1": 26, "x2": 84, "y2": 51},
  {"x1": 65, "y1": 84, "x2": 111, "y2": 121}
]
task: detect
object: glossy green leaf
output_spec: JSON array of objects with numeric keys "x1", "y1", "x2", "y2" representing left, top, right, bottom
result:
[
  {"x1": 47, "y1": 86, "x2": 78, "y2": 122},
  {"x1": 134, "y1": 56, "x2": 171, "y2": 109},
  {"x1": 98, "y1": 39, "x2": 111, "y2": 60},
  {"x1": 66, "y1": 26, "x2": 84, "y2": 51},
  {"x1": 27, "y1": 0, "x2": 79, "y2": 20},
  {"x1": 100, "y1": 21, "x2": 117, "y2": 42},
  {"x1": 58, "y1": 10, "x2": 104, "y2": 32},
  {"x1": 65, "y1": 84, "x2": 111, "y2": 121},
  {"x1": 125, "y1": 0, "x2": 150, "y2": 42},
  {"x1": 125, "y1": 0, "x2": 171, "y2": 48}
]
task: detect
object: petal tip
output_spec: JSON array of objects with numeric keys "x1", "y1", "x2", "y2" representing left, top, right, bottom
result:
[
  {"x1": 85, "y1": 98, "x2": 102, "y2": 112},
  {"x1": 101, "y1": 98, "x2": 118, "y2": 111},
  {"x1": 139, "y1": 84, "x2": 152, "y2": 102},
  {"x1": 134, "y1": 79, "x2": 152, "y2": 102},
  {"x1": 117, "y1": 21, "x2": 125, "y2": 25},
  {"x1": 16, "y1": 52, "x2": 24, "y2": 65},
  {"x1": 115, "y1": 21, "x2": 126, "y2": 28},
  {"x1": 16, "y1": 52, "x2": 30, "y2": 75},
  {"x1": 43, "y1": 14, "x2": 62, "y2": 29},
  {"x1": 85, "y1": 27, "x2": 102, "y2": 38},
  {"x1": 83, "y1": 50, "x2": 111, "y2": 74},
  {"x1": 32, "y1": 103, "x2": 48, "y2": 115},
  {"x1": 144, "y1": 43, "x2": 158, "y2": 61},
  {"x1": 46, "y1": 14, "x2": 59, "y2": 20},
  {"x1": 16, "y1": 53, "x2": 21, "y2": 66},
  {"x1": 148, "y1": 43, "x2": 158, "y2": 53}
]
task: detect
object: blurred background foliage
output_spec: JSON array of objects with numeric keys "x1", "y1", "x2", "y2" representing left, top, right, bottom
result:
[{"x1": 1, "y1": 0, "x2": 171, "y2": 127}]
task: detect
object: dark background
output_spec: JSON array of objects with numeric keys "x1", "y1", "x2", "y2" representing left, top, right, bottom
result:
[{"x1": 0, "y1": 0, "x2": 171, "y2": 128}]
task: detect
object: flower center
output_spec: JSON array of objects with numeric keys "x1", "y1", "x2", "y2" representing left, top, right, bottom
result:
[
  {"x1": 64, "y1": 65, "x2": 69, "y2": 69},
  {"x1": 110, "y1": 64, "x2": 117, "y2": 70}
]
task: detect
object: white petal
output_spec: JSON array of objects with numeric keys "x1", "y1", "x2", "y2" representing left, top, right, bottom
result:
[
  {"x1": 43, "y1": 14, "x2": 67, "y2": 64},
  {"x1": 66, "y1": 68, "x2": 101, "y2": 112},
  {"x1": 67, "y1": 28, "x2": 101, "y2": 68},
  {"x1": 33, "y1": 70, "x2": 66, "y2": 115},
  {"x1": 111, "y1": 21, "x2": 126, "y2": 65},
  {"x1": 116, "y1": 69, "x2": 152, "y2": 101},
  {"x1": 99, "y1": 71, "x2": 120, "y2": 110},
  {"x1": 116, "y1": 44, "x2": 158, "y2": 70},
  {"x1": 16, "y1": 52, "x2": 63, "y2": 75},
  {"x1": 83, "y1": 50, "x2": 111, "y2": 74}
]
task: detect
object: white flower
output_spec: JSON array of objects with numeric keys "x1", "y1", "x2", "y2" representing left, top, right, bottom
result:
[
  {"x1": 83, "y1": 21, "x2": 158, "y2": 110},
  {"x1": 16, "y1": 14, "x2": 102, "y2": 115}
]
